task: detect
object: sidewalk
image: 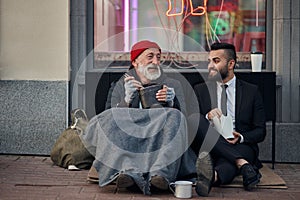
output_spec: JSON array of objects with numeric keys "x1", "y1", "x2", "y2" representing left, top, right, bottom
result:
[{"x1": 0, "y1": 155, "x2": 299, "y2": 200}]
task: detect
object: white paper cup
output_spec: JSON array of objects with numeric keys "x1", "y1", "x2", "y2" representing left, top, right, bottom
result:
[
  {"x1": 169, "y1": 181, "x2": 193, "y2": 198},
  {"x1": 251, "y1": 52, "x2": 263, "y2": 72}
]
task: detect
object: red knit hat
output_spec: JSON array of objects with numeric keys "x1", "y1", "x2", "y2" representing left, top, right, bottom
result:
[{"x1": 130, "y1": 40, "x2": 161, "y2": 62}]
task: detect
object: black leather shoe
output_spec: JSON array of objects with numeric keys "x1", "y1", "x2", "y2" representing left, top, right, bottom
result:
[
  {"x1": 195, "y1": 151, "x2": 214, "y2": 196},
  {"x1": 240, "y1": 163, "x2": 261, "y2": 191}
]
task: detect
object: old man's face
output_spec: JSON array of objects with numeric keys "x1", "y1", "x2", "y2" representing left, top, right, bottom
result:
[{"x1": 134, "y1": 48, "x2": 161, "y2": 82}]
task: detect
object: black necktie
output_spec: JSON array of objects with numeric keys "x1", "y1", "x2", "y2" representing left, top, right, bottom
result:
[{"x1": 221, "y1": 84, "x2": 228, "y2": 116}]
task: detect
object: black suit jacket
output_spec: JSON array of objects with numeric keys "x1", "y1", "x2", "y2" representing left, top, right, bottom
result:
[{"x1": 193, "y1": 78, "x2": 266, "y2": 167}]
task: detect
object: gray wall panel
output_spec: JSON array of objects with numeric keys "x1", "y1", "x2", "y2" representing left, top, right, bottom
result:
[{"x1": 0, "y1": 81, "x2": 67, "y2": 155}]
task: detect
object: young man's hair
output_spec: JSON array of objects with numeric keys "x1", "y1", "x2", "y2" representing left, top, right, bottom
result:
[{"x1": 210, "y1": 42, "x2": 237, "y2": 63}]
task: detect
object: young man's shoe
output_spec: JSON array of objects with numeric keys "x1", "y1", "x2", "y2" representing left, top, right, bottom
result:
[
  {"x1": 195, "y1": 151, "x2": 214, "y2": 197},
  {"x1": 240, "y1": 163, "x2": 261, "y2": 191}
]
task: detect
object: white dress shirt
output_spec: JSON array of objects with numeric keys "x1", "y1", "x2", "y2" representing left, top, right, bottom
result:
[
  {"x1": 217, "y1": 76, "x2": 244, "y2": 143},
  {"x1": 217, "y1": 76, "x2": 236, "y2": 128}
]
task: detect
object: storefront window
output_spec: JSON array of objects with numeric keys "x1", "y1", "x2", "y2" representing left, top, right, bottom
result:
[
  {"x1": 94, "y1": 0, "x2": 266, "y2": 51},
  {"x1": 93, "y1": 0, "x2": 266, "y2": 69}
]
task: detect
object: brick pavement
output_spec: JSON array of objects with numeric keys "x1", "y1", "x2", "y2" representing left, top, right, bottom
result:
[{"x1": 0, "y1": 155, "x2": 299, "y2": 200}]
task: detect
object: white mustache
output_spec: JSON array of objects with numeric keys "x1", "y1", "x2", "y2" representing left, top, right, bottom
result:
[{"x1": 146, "y1": 65, "x2": 159, "y2": 70}]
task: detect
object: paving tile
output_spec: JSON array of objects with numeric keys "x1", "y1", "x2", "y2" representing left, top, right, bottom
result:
[{"x1": 0, "y1": 155, "x2": 299, "y2": 200}]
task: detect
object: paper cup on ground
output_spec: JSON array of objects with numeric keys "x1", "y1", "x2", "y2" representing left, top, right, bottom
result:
[
  {"x1": 169, "y1": 181, "x2": 193, "y2": 198},
  {"x1": 251, "y1": 52, "x2": 263, "y2": 72}
]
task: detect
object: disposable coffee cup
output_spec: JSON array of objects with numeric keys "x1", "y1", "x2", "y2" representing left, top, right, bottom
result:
[
  {"x1": 251, "y1": 52, "x2": 263, "y2": 72},
  {"x1": 169, "y1": 181, "x2": 193, "y2": 198}
]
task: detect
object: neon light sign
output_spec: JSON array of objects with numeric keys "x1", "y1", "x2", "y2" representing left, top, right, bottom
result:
[{"x1": 166, "y1": 0, "x2": 208, "y2": 17}]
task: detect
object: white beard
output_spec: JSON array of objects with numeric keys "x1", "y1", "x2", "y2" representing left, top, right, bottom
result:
[{"x1": 137, "y1": 63, "x2": 161, "y2": 81}]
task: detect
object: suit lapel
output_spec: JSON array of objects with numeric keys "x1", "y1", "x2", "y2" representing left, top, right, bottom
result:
[
  {"x1": 236, "y1": 79, "x2": 243, "y2": 119},
  {"x1": 207, "y1": 82, "x2": 217, "y2": 109}
]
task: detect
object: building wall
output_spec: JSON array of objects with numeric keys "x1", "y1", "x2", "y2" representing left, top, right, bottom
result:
[
  {"x1": 271, "y1": 0, "x2": 300, "y2": 163},
  {"x1": 0, "y1": 0, "x2": 69, "y2": 80},
  {"x1": 273, "y1": 0, "x2": 300, "y2": 123},
  {"x1": 0, "y1": 0, "x2": 69, "y2": 154}
]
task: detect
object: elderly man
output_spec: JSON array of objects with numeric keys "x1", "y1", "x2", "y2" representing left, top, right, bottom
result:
[
  {"x1": 82, "y1": 40, "x2": 198, "y2": 195},
  {"x1": 105, "y1": 40, "x2": 186, "y2": 113}
]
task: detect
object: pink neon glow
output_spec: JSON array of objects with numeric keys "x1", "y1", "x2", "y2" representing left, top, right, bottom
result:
[
  {"x1": 124, "y1": 0, "x2": 129, "y2": 51},
  {"x1": 256, "y1": 0, "x2": 259, "y2": 27},
  {"x1": 131, "y1": 0, "x2": 138, "y2": 44}
]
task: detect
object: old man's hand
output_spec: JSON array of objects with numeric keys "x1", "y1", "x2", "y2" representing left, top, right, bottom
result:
[
  {"x1": 124, "y1": 76, "x2": 142, "y2": 104},
  {"x1": 156, "y1": 85, "x2": 175, "y2": 102}
]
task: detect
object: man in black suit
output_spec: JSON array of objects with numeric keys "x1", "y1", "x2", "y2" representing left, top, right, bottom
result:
[{"x1": 189, "y1": 42, "x2": 266, "y2": 196}]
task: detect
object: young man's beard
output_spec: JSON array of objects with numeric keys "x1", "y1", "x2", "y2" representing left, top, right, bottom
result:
[
  {"x1": 138, "y1": 63, "x2": 161, "y2": 81},
  {"x1": 208, "y1": 66, "x2": 229, "y2": 82}
]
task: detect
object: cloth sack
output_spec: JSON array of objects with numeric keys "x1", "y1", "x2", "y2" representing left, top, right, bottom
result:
[{"x1": 50, "y1": 127, "x2": 94, "y2": 169}]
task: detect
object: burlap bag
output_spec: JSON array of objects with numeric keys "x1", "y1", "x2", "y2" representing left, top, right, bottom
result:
[{"x1": 50, "y1": 127, "x2": 94, "y2": 169}]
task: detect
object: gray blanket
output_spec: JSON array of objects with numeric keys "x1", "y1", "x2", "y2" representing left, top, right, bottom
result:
[{"x1": 81, "y1": 107, "x2": 196, "y2": 195}]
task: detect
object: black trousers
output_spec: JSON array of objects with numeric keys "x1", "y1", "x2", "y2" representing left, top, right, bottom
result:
[{"x1": 188, "y1": 113, "x2": 256, "y2": 184}]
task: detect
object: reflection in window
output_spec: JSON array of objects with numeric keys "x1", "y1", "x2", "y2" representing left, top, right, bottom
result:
[{"x1": 94, "y1": 0, "x2": 266, "y2": 53}]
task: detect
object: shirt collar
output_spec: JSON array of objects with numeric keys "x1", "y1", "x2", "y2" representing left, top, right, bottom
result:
[
  {"x1": 226, "y1": 75, "x2": 236, "y2": 88},
  {"x1": 217, "y1": 75, "x2": 236, "y2": 88}
]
